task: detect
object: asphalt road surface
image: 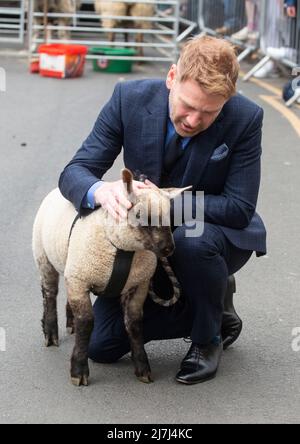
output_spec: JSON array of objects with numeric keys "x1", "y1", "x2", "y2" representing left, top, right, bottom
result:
[{"x1": 0, "y1": 56, "x2": 299, "y2": 424}]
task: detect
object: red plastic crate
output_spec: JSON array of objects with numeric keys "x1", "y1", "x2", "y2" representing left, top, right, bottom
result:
[{"x1": 38, "y1": 44, "x2": 88, "y2": 79}]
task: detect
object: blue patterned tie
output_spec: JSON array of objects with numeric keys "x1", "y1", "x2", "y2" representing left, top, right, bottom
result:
[{"x1": 164, "y1": 133, "x2": 183, "y2": 173}]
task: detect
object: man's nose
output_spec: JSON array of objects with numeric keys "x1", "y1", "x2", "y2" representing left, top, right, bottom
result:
[{"x1": 186, "y1": 113, "x2": 202, "y2": 128}]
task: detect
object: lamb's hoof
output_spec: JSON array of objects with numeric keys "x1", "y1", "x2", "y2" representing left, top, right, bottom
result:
[
  {"x1": 71, "y1": 358, "x2": 90, "y2": 387},
  {"x1": 71, "y1": 375, "x2": 89, "y2": 387},
  {"x1": 45, "y1": 335, "x2": 59, "y2": 347},
  {"x1": 138, "y1": 375, "x2": 154, "y2": 384},
  {"x1": 136, "y1": 372, "x2": 154, "y2": 384}
]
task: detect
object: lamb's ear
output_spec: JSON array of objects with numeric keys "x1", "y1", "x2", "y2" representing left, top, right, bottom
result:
[
  {"x1": 122, "y1": 168, "x2": 138, "y2": 205},
  {"x1": 122, "y1": 168, "x2": 134, "y2": 195},
  {"x1": 160, "y1": 185, "x2": 193, "y2": 200}
]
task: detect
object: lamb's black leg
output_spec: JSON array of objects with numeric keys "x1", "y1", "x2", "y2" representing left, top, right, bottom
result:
[
  {"x1": 66, "y1": 302, "x2": 75, "y2": 334},
  {"x1": 70, "y1": 315, "x2": 94, "y2": 387},
  {"x1": 122, "y1": 282, "x2": 153, "y2": 383},
  {"x1": 39, "y1": 257, "x2": 59, "y2": 347},
  {"x1": 66, "y1": 279, "x2": 94, "y2": 387}
]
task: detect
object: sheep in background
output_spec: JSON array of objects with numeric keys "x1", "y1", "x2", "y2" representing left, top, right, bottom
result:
[
  {"x1": 32, "y1": 0, "x2": 80, "y2": 48},
  {"x1": 32, "y1": 168, "x2": 190, "y2": 386},
  {"x1": 94, "y1": 1, "x2": 155, "y2": 56},
  {"x1": 94, "y1": 1, "x2": 127, "y2": 43}
]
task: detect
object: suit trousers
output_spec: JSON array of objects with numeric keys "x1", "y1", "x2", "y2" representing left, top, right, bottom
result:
[{"x1": 88, "y1": 223, "x2": 253, "y2": 363}]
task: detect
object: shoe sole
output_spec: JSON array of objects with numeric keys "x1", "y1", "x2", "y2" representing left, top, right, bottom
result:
[{"x1": 175, "y1": 372, "x2": 217, "y2": 385}]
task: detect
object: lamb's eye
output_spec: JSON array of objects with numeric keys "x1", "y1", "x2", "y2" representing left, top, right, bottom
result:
[{"x1": 136, "y1": 210, "x2": 141, "y2": 220}]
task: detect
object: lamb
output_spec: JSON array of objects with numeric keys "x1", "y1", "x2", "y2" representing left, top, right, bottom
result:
[
  {"x1": 32, "y1": 168, "x2": 190, "y2": 386},
  {"x1": 94, "y1": 1, "x2": 155, "y2": 56},
  {"x1": 32, "y1": 0, "x2": 80, "y2": 47}
]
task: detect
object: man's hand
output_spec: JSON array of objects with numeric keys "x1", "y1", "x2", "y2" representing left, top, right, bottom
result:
[
  {"x1": 287, "y1": 6, "x2": 297, "y2": 17},
  {"x1": 94, "y1": 180, "x2": 154, "y2": 220}
]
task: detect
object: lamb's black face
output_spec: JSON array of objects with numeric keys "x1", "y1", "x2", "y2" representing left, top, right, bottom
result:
[
  {"x1": 127, "y1": 193, "x2": 175, "y2": 257},
  {"x1": 137, "y1": 225, "x2": 175, "y2": 257}
]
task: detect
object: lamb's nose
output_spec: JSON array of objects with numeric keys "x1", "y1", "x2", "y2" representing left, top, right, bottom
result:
[{"x1": 161, "y1": 246, "x2": 174, "y2": 257}]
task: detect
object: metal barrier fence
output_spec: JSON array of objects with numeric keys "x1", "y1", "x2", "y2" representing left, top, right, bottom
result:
[
  {"x1": 0, "y1": 0, "x2": 25, "y2": 43},
  {"x1": 197, "y1": 0, "x2": 259, "y2": 62},
  {"x1": 197, "y1": 0, "x2": 300, "y2": 67},
  {"x1": 179, "y1": 0, "x2": 199, "y2": 38},
  {"x1": 242, "y1": 0, "x2": 300, "y2": 107},
  {"x1": 197, "y1": 0, "x2": 300, "y2": 107},
  {"x1": 28, "y1": 0, "x2": 198, "y2": 63},
  {"x1": 243, "y1": 1, "x2": 299, "y2": 74}
]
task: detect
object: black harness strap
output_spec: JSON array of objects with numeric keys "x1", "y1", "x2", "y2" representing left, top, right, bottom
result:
[
  {"x1": 68, "y1": 213, "x2": 135, "y2": 299},
  {"x1": 103, "y1": 249, "x2": 135, "y2": 298},
  {"x1": 68, "y1": 213, "x2": 81, "y2": 245}
]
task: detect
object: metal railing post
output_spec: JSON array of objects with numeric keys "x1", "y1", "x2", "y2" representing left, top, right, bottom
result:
[
  {"x1": 0, "y1": 0, "x2": 26, "y2": 44},
  {"x1": 173, "y1": 0, "x2": 180, "y2": 62}
]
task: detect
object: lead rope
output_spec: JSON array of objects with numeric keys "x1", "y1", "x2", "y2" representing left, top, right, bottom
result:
[
  {"x1": 148, "y1": 257, "x2": 181, "y2": 307},
  {"x1": 134, "y1": 172, "x2": 181, "y2": 308}
]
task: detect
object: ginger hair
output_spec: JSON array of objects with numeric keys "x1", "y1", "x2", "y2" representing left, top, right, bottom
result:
[{"x1": 177, "y1": 36, "x2": 240, "y2": 99}]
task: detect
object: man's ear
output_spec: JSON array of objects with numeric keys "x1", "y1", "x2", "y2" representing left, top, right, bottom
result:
[
  {"x1": 166, "y1": 64, "x2": 177, "y2": 90},
  {"x1": 160, "y1": 186, "x2": 193, "y2": 200}
]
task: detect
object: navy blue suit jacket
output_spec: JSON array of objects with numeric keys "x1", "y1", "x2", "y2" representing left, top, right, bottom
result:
[{"x1": 59, "y1": 79, "x2": 267, "y2": 256}]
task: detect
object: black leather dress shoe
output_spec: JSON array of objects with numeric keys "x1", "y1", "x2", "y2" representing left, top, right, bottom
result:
[
  {"x1": 222, "y1": 312, "x2": 243, "y2": 350},
  {"x1": 222, "y1": 275, "x2": 243, "y2": 350},
  {"x1": 176, "y1": 342, "x2": 223, "y2": 385}
]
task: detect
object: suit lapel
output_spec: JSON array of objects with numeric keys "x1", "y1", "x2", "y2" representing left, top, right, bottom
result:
[
  {"x1": 141, "y1": 83, "x2": 169, "y2": 185},
  {"x1": 181, "y1": 114, "x2": 224, "y2": 189}
]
